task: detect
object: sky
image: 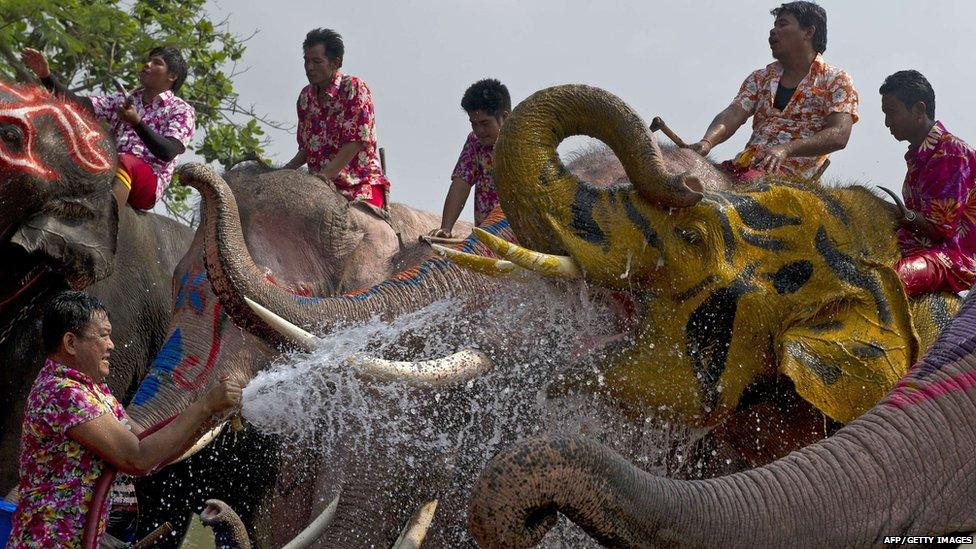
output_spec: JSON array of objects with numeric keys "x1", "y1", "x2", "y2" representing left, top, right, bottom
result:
[{"x1": 198, "y1": 0, "x2": 976, "y2": 221}]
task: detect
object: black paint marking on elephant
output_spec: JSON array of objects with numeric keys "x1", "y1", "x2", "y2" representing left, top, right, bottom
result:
[
  {"x1": 765, "y1": 260, "x2": 813, "y2": 294},
  {"x1": 539, "y1": 153, "x2": 570, "y2": 187},
  {"x1": 739, "y1": 228, "x2": 789, "y2": 252},
  {"x1": 620, "y1": 194, "x2": 662, "y2": 252},
  {"x1": 674, "y1": 274, "x2": 718, "y2": 303},
  {"x1": 851, "y1": 342, "x2": 886, "y2": 358},
  {"x1": 785, "y1": 341, "x2": 842, "y2": 385},
  {"x1": 685, "y1": 274, "x2": 754, "y2": 408},
  {"x1": 781, "y1": 180, "x2": 849, "y2": 225},
  {"x1": 807, "y1": 320, "x2": 843, "y2": 333},
  {"x1": 711, "y1": 205, "x2": 737, "y2": 263},
  {"x1": 569, "y1": 184, "x2": 611, "y2": 249},
  {"x1": 814, "y1": 226, "x2": 892, "y2": 324},
  {"x1": 715, "y1": 191, "x2": 802, "y2": 230}
]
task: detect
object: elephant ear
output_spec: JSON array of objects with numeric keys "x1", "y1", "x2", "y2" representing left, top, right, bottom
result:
[
  {"x1": 10, "y1": 194, "x2": 119, "y2": 289},
  {"x1": 778, "y1": 264, "x2": 919, "y2": 424}
]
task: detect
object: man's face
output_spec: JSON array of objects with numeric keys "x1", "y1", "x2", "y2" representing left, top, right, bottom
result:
[
  {"x1": 881, "y1": 94, "x2": 923, "y2": 143},
  {"x1": 71, "y1": 311, "x2": 114, "y2": 381},
  {"x1": 769, "y1": 13, "x2": 812, "y2": 59},
  {"x1": 139, "y1": 55, "x2": 177, "y2": 92},
  {"x1": 304, "y1": 44, "x2": 339, "y2": 87},
  {"x1": 469, "y1": 109, "x2": 508, "y2": 147}
]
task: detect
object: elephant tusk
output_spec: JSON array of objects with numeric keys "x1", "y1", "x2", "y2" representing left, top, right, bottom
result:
[
  {"x1": 350, "y1": 349, "x2": 494, "y2": 387},
  {"x1": 429, "y1": 243, "x2": 534, "y2": 280},
  {"x1": 472, "y1": 228, "x2": 583, "y2": 280},
  {"x1": 392, "y1": 499, "x2": 438, "y2": 549},
  {"x1": 280, "y1": 493, "x2": 340, "y2": 549},
  {"x1": 419, "y1": 234, "x2": 467, "y2": 245},
  {"x1": 169, "y1": 421, "x2": 227, "y2": 465},
  {"x1": 243, "y1": 296, "x2": 323, "y2": 352}
]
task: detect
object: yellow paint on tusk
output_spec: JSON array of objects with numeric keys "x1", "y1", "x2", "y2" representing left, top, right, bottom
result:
[
  {"x1": 472, "y1": 228, "x2": 582, "y2": 279},
  {"x1": 429, "y1": 243, "x2": 532, "y2": 279}
]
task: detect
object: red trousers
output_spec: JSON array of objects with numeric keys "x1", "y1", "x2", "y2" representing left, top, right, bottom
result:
[
  {"x1": 117, "y1": 153, "x2": 159, "y2": 210},
  {"x1": 895, "y1": 249, "x2": 976, "y2": 296}
]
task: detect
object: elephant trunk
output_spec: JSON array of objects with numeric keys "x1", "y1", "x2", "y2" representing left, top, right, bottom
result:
[
  {"x1": 200, "y1": 499, "x2": 252, "y2": 549},
  {"x1": 493, "y1": 84, "x2": 702, "y2": 252},
  {"x1": 471, "y1": 293, "x2": 976, "y2": 546},
  {"x1": 179, "y1": 163, "x2": 504, "y2": 347}
]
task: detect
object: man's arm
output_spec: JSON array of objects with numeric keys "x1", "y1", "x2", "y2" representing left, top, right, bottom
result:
[
  {"x1": 318, "y1": 141, "x2": 364, "y2": 180},
  {"x1": 283, "y1": 150, "x2": 308, "y2": 170},
  {"x1": 429, "y1": 177, "x2": 473, "y2": 237},
  {"x1": 689, "y1": 104, "x2": 751, "y2": 155},
  {"x1": 21, "y1": 47, "x2": 94, "y2": 114},
  {"x1": 757, "y1": 112, "x2": 854, "y2": 173},
  {"x1": 68, "y1": 378, "x2": 240, "y2": 476}
]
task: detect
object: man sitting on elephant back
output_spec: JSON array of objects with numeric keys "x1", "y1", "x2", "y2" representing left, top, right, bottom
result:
[
  {"x1": 687, "y1": 1, "x2": 858, "y2": 181},
  {"x1": 284, "y1": 28, "x2": 391, "y2": 210},
  {"x1": 880, "y1": 70, "x2": 976, "y2": 297},
  {"x1": 21, "y1": 46, "x2": 196, "y2": 211}
]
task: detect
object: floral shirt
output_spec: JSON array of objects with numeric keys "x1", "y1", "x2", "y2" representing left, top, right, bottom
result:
[
  {"x1": 296, "y1": 72, "x2": 390, "y2": 203},
  {"x1": 897, "y1": 121, "x2": 976, "y2": 266},
  {"x1": 731, "y1": 54, "x2": 859, "y2": 179},
  {"x1": 452, "y1": 132, "x2": 499, "y2": 224},
  {"x1": 90, "y1": 89, "x2": 196, "y2": 199},
  {"x1": 10, "y1": 359, "x2": 127, "y2": 548}
]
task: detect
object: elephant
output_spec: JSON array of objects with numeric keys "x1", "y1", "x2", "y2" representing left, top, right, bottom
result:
[
  {"x1": 468, "y1": 286, "x2": 976, "y2": 547},
  {"x1": 0, "y1": 82, "x2": 192, "y2": 491}
]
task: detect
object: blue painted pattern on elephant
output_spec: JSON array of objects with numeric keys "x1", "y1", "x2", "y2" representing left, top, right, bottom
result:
[{"x1": 132, "y1": 328, "x2": 184, "y2": 405}]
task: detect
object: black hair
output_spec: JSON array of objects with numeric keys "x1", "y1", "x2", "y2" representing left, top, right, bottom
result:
[
  {"x1": 148, "y1": 46, "x2": 188, "y2": 93},
  {"x1": 879, "y1": 70, "x2": 936, "y2": 120},
  {"x1": 303, "y1": 28, "x2": 345, "y2": 64},
  {"x1": 460, "y1": 79, "x2": 511, "y2": 120},
  {"x1": 41, "y1": 291, "x2": 109, "y2": 354},
  {"x1": 771, "y1": 1, "x2": 827, "y2": 54}
]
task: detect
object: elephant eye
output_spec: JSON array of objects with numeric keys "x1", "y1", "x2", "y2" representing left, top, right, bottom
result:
[
  {"x1": 0, "y1": 124, "x2": 23, "y2": 148},
  {"x1": 674, "y1": 227, "x2": 703, "y2": 245}
]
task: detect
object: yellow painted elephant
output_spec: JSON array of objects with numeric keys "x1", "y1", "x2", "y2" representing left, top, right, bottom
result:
[{"x1": 442, "y1": 84, "x2": 959, "y2": 464}]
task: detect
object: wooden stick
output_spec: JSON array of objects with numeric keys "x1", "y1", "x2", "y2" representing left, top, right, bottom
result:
[
  {"x1": 132, "y1": 522, "x2": 173, "y2": 549},
  {"x1": 811, "y1": 158, "x2": 831, "y2": 181},
  {"x1": 649, "y1": 117, "x2": 688, "y2": 148}
]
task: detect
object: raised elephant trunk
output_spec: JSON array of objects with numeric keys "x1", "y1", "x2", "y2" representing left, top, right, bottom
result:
[
  {"x1": 494, "y1": 84, "x2": 703, "y2": 251},
  {"x1": 200, "y1": 499, "x2": 251, "y2": 549},
  {"x1": 470, "y1": 291, "x2": 976, "y2": 546},
  {"x1": 179, "y1": 163, "x2": 502, "y2": 345}
]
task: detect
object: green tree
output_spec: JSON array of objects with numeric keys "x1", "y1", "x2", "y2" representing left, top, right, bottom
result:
[{"x1": 0, "y1": 0, "x2": 281, "y2": 223}]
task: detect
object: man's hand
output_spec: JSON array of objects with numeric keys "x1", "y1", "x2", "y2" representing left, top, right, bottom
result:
[
  {"x1": 118, "y1": 101, "x2": 141, "y2": 126},
  {"x1": 757, "y1": 143, "x2": 790, "y2": 174},
  {"x1": 20, "y1": 48, "x2": 51, "y2": 79},
  {"x1": 427, "y1": 228, "x2": 453, "y2": 238},
  {"x1": 203, "y1": 375, "x2": 242, "y2": 415},
  {"x1": 687, "y1": 139, "x2": 713, "y2": 156}
]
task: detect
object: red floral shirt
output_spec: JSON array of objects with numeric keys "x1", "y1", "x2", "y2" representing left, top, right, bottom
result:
[
  {"x1": 90, "y1": 89, "x2": 196, "y2": 199},
  {"x1": 296, "y1": 72, "x2": 390, "y2": 203},
  {"x1": 731, "y1": 54, "x2": 859, "y2": 179},
  {"x1": 10, "y1": 359, "x2": 127, "y2": 548},
  {"x1": 452, "y1": 132, "x2": 499, "y2": 224},
  {"x1": 897, "y1": 121, "x2": 976, "y2": 271}
]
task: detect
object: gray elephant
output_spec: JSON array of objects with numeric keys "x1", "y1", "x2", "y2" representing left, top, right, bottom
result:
[{"x1": 0, "y1": 82, "x2": 192, "y2": 492}]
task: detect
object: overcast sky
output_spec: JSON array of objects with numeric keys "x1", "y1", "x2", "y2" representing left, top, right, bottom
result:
[{"x1": 199, "y1": 0, "x2": 976, "y2": 221}]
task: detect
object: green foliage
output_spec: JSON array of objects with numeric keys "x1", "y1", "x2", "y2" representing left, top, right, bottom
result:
[{"x1": 0, "y1": 0, "x2": 282, "y2": 224}]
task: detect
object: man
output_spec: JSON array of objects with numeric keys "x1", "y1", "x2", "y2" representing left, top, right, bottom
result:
[
  {"x1": 8, "y1": 292, "x2": 239, "y2": 547},
  {"x1": 688, "y1": 1, "x2": 858, "y2": 181},
  {"x1": 21, "y1": 46, "x2": 196, "y2": 210},
  {"x1": 880, "y1": 70, "x2": 976, "y2": 296},
  {"x1": 429, "y1": 78, "x2": 511, "y2": 237},
  {"x1": 284, "y1": 28, "x2": 390, "y2": 209}
]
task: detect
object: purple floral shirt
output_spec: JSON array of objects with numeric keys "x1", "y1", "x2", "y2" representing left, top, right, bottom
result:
[
  {"x1": 452, "y1": 132, "x2": 499, "y2": 224},
  {"x1": 9, "y1": 359, "x2": 126, "y2": 548},
  {"x1": 897, "y1": 121, "x2": 976, "y2": 268},
  {"x1": 90, "y1": 89, "x2": 196, "y2": 199},
  {"x1": 296, "y1": 72, "x2": 390, "y2": 203}
]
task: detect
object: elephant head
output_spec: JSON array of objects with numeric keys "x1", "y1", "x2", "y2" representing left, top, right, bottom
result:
[
  {"x1": 469, "y1": 286, "x2": 976, "y2": 546},
  {"x1": 443, "y1": 84, "x2": 956, "y2": 458}
]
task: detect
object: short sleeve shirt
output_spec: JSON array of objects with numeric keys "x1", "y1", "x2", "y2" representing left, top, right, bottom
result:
[
  {"x1": 731, "y1": 54, "x2": 859, "y2": 179},
  {"x1": 451, "y1": 132, "x2": 499, "y2": 224},
  {"x1": 9, "y1": 359, "x2": 127, "y2": 548},
  {"x1": 897, "y1": 122, "x2": 976, "y2": 269},
  {"x1": 296, "y1": 72, "x2": 391, "y2": 203},
  {"x1": 90, "y1": 89, "x2": 196, "y2": 199}
]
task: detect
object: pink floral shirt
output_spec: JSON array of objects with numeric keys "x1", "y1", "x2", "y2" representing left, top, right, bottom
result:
[
  {"x1": 9, "y1": 359, "x2": 127, "y2": 548},
  {"x1": 731, "y1": 54, "x2": 859, "y2": 179},
  {"x1": 90, "y1": 89, "x2": 196, "y2": 199},
  {"x1": 897, "y1": 122, "x2": 976, "y2": 269},
  {"x1": 452, "y1": 132, "x2": 499, "y2": 224},
  {"x1": 296, "y1": 72, "x2": 390, "y2": 203}
]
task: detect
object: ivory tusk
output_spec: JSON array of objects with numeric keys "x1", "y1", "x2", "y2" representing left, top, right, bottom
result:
[
  {"x1": 419, "y1": 234, "x2": 467, "y2": 245},
  {"x1": 392, "y1": 499, "x2": 438, "y2": 549},
  {"x1": 280, "y1": 493, "x2": 340, "y2": 549},
  {"x1": 350, "y1": 349, "x2": 494, "y2": 387},
  {"x1": 472, "y1": 228, "x2": 582, "y2": 280},
  {"x1": 429, "y1": 243, "x2": 533, "y2": 280},
  {"x1": 169, "y1": 421, "x2": 227, "y2": 465},
  {"x1": 243, "y1": 296, "x2": 322, "y2": 352}
]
